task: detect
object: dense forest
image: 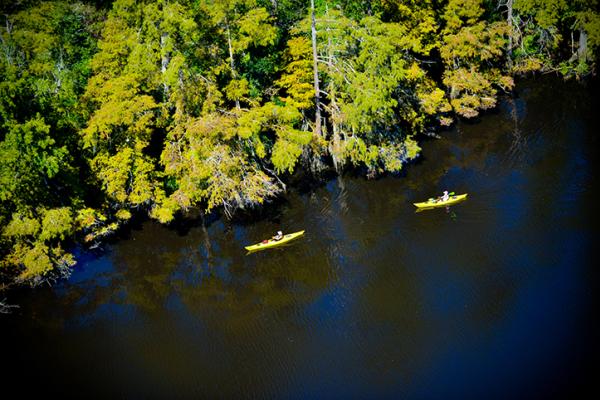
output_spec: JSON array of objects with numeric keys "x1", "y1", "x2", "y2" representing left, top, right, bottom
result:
[{"x1": 1, "y1": 0, "x2": 598, "y2": 286}]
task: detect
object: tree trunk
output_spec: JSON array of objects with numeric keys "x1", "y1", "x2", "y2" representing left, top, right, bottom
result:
[
  {"x1": 578, "y1": 29, "x2": 588, "y2": 62},
  {"x1": 325, "y1": 4, "x2": 340, "y2": 169},
  {"x1": 506, "y1": 0, "x2": 513, "y2": 67},
  {"x1": 226, "y1": 21, "x2": 240, "y2": 110},
  {"x1": 200, "y1": 210, "x2": 212, "y2": 269},
  {"x1": 330, "y1": 118, "x2": 342, "y2": 171},
  {"x1": 161, "y1": 32, "x2": 170, "y2": 99},
  {"x1": 310, "y1": 0, "x2": 322, "y2": 137},
  {"x1": 508, "y1": 96, "x2": 524, "y2": 159}
]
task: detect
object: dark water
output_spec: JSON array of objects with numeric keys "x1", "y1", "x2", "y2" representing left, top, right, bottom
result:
[{"x1": 3, "y1": 77, "x2": 599, "y2": 399}]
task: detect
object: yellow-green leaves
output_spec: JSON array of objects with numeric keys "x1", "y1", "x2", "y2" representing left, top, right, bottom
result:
[
  {"x1": 344, "y1": 138, "x2": 379, "y2": 169},
  {"x1": 80, "y1": 0, "x2": 205, "y2": 229},
  {"x1": 2, "y1": 207, "x2": 75, "y2": 282},
  {"x1": 202, "y1": 147, "x2": 280, "y2": 215},
  {"x1": 0, "y1": 2, "x2": 101, "y2": 283},
  {"x1": 76, "y1": 208, "x2": 106, "y2": 230},
  {"x1": 442, "y1": 0, "x2": 485, "y2": 33},
  {"x1": 15, "y1": 243, "x2": 53, "y2": 280},
  {"x1": 440, "y1": 22, "x2": 508, "y2": 64},
  {"x1": 514, "y1": 0, "x2": 568, "y2": 30},
  {"x1": 510, "y1": 0, "x2": 600, "y2": 76},
  {"x1": 150, "y1": 190, "x2": 179, "y2": 223},
  {"x1": 225, "y1": 78, "x2": 250, "y2": 103},
  {"x1": 93, "y1": 148, "x2": 158, "y2": 207},
  {"x1": 271, "y1": 126, "x2": 312, "y2": 174},
  {"x1": 82, "y1": 93, "x2": 158, "y2": 149},
  {"x1": 159, "y1": 110, "x2": 286, "y2": 217},
  {"x1": 76, "y1": 208, "x2": 116, "y2": 243},
  {"x1": 277, "y1": 37, "x2": 314, "y2": 110},
  {"x1": 417, "y1": 85, "x2": 452, "y2": 121},
  {"x1": 235, "y1": 8, "x2": 278, "y2": 51},
  {"x1": 3, "y1": 214, "x2": 41, "y2": 238},
  {"x1": 440, "y1": 1, "x2": 512, "y2": 118},
  {"x1": 39, "y1": 208, "x2": 73, "y2": 241}
]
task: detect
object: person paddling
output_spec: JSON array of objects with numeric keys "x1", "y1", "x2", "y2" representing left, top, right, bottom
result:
[
  {"x1": 440, "y1": 190, "x2": 450, "y2": 202},
  {"x1": 272, "y1": 231, "x2": 284, "y2": 241}
]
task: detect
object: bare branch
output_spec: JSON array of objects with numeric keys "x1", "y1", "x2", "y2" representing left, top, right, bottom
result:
[{"x1": 1, "y1": 298, "x2": 19, "y2": 314}]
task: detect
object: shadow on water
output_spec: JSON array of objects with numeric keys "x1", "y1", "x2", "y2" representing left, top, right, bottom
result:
[{"x1": 2, "y1": 75, "x2": 599, "y2": 399}]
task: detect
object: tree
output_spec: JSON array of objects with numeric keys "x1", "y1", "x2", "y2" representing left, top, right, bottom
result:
[
  {"x1": 197, "y1": 0, "x2": 278, "y2": 110},
  {"x1": 505, "y1": 0, "x2": 600, "y2": 76},
  {"x1": 0, "y1": 2, "x2": 99, "y2": 283},
  {"x1": 310, "y1": 0, "x2": 323, "y2": 138},
  {"x1": 440, "y1": 0, "x2": 514, "y2": 118},
  {"x1": 159, "y1": 112, "x2": 283, "y2": 219},
  {"x1": 81, "y1": 0, "x2": 201, "y2": 221}
]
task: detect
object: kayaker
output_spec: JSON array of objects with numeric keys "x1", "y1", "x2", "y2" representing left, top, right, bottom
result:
[
  {"x1": 272, "y1": 231, "x2": 284, "y2": 241},
  {"x1": 441, "y1": 190, "x2": 449, "y2": 202}
]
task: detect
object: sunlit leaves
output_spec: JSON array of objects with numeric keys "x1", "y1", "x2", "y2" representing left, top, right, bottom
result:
[
  {"x1": 0, "y1": 117, "x2": 69, "y2": 206},
  {"x1": 235, "y1": 7, "x2": 278, "y2": 51},
  {"x1": 14, "y1": 243, "x2": 53, "y2": 280},
  {"x1": 276, "y1": 36, "x2": 314, "y2": 109},
  {"x1": 3, "y1": 214, "x2": 41, "y2": 238},
  {"x1": 39, "y1": 208, "x2": 73, "y2": 241},
  {"x1": 92, "y1": 148, "x2": 158, "y2": 207},
  {"x1": 510, "y1": 0, "x2": 600, "y2": 75},
  {"x1": 0, "y1": 2, "x2": 100, "y2": 282},
  {"x1": 159, "y1": 109, "x2": 286, "y2": 216},
  {"x1": 271, "y1": 139, "x2": 303, "y2": 173},
  {"x1": 440, "y1": 0, "x2": 512, "y2": 118},
  {"x1": 2, "y1": 207, "x2": 75, "y2": 282}
]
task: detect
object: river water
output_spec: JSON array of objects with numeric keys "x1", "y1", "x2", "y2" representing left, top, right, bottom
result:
[{"x1": 2, "y1": 76, "x2": 599, "y2": 398}]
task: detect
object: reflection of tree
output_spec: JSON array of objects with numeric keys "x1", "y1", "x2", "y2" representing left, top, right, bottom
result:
[
  {"x1": 39, "y1": 212, "x2": 337, "y2": 331},
  {"x1": 507, "y1": 96, "x2": 526, "y2": 163},
  {"x1": 109, "y1": 223, "x2": 183, "y2": 314},
  {"x1": 200, "y1": 211, "x2": 213, "y2": 269},
  {"x1": 174, "y1": 240, "x2": 333, "y2": 328}
]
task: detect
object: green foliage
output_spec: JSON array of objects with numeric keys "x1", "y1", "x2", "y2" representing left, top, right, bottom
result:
[
  {"x1": 16, "y1": 243, "x2": 53, "y2": 280},
  {"x1": 510, "y1": 0, "x2": 600, "y2": 76},
  {"x1": 39, "y1": 208, "x2": 73, "y2": 241},
  {"x1": 440, "y1": 1, "x2": 513, "y2": 118},
  {"x1": 272, "y1": 139, "x2": 304, "y2": 173},
  {"x1": 3, "y1": 214, "x2": 41, "y2": 238},
  {"x1": 277, "y1": 36, "x2": 314, "y2": 109},
  {"x1": 2, "y1": 207, "x2": 75, "y2": 282},
  {"x1": 159, "y1": 111, "x2": 284, "y2": 217},
  {"x1": 0, "y1": 2, "x2": 99, "y2": 283},
  {"x1": 0, "y1": 117, "x2": 68, "y2": 205}
]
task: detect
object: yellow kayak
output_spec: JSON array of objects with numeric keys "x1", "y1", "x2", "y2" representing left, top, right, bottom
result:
[
  {"x1": 413, "y1": 193, "x2": 468, "y2": 209},
  {"x1": 245, "y1": 230, "x2": 305, "y2": 251}
]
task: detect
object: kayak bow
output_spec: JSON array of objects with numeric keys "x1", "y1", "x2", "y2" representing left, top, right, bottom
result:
[
  {"x1": 245, "y1": 230, "x2": 305, "y2": 251},
  {"x1": 413, "y1": 193, "x2": 468, "y2": 209}
]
